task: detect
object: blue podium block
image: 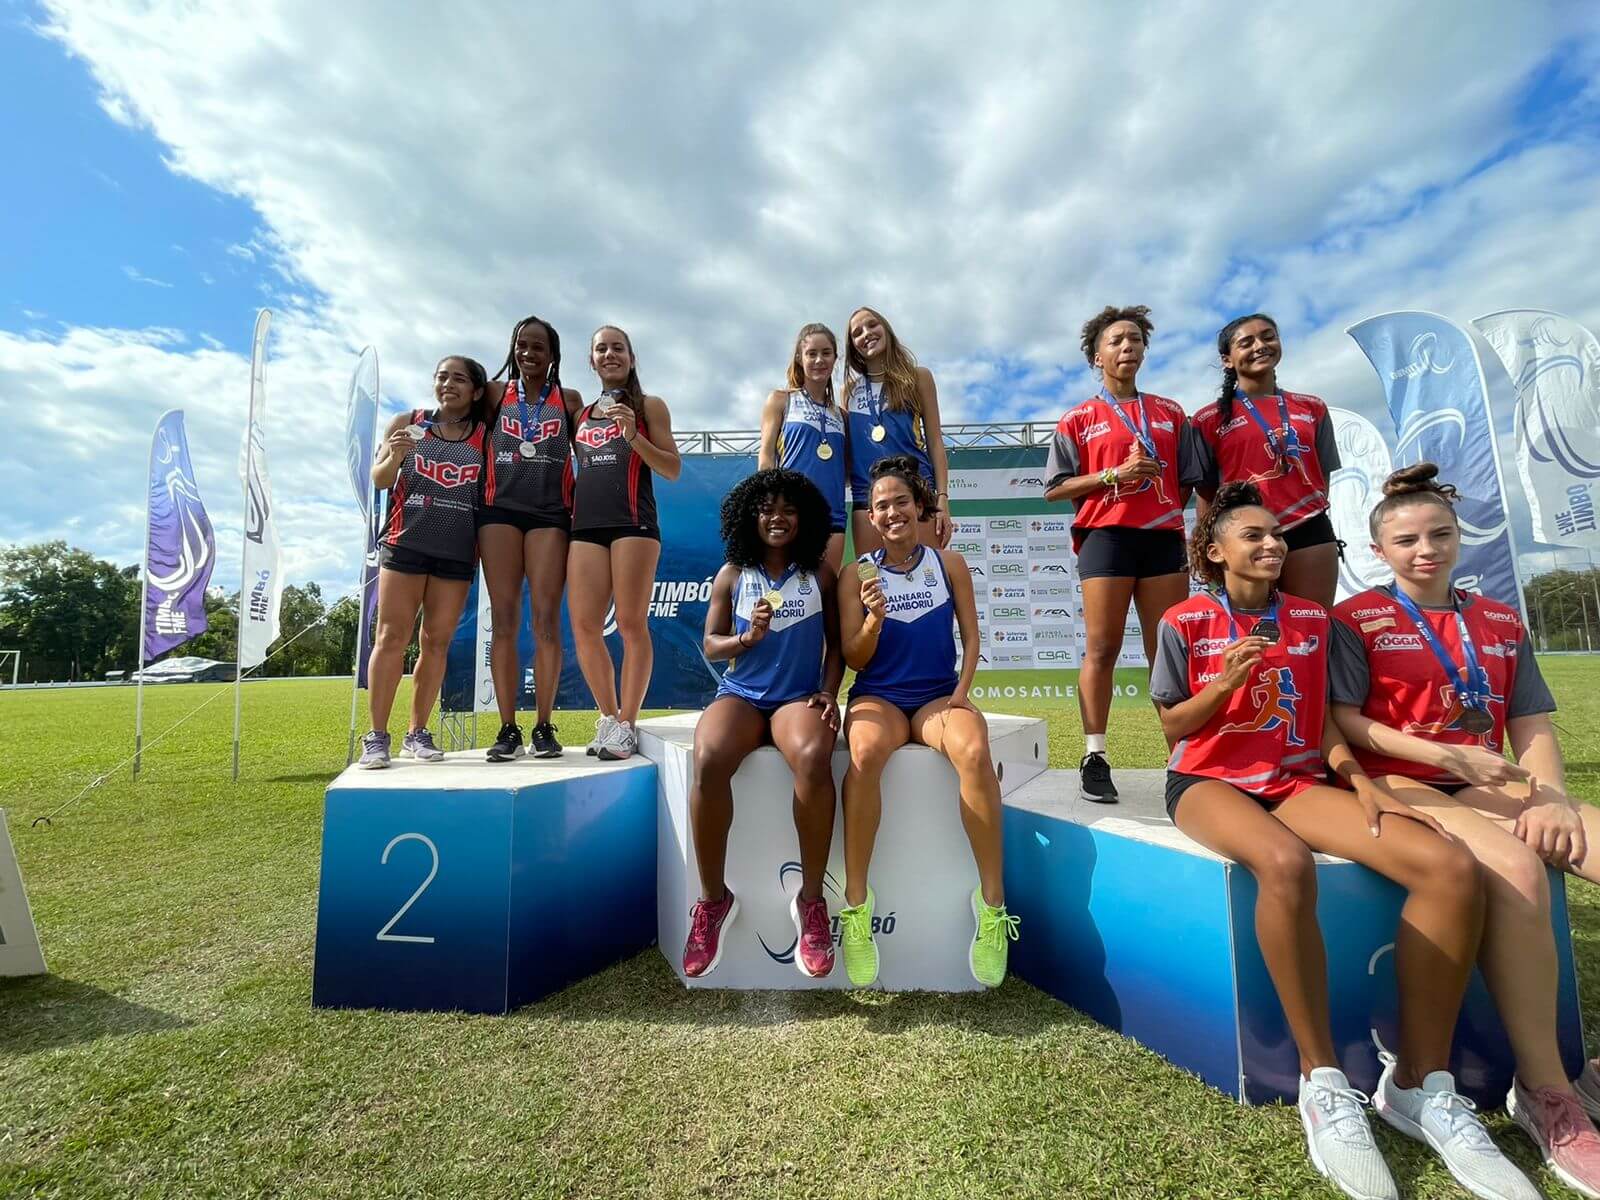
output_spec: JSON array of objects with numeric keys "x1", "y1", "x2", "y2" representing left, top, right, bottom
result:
[
  {"x1": 1004, "y1": 770, "x2": 1585, "y2": 1105},
  {"x1": 313, "y1": 753, "x2": 657, "y2": 1014}
]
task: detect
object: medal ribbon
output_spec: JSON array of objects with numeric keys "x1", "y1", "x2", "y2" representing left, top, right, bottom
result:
[
  {"x1": 1215, "y1": 588, "x2": 1280, "y2": 642},
  {"x1": 1235, "y1": 390, "x2": 1301, "y2": 463},
  {"x1": 516, "y1": 377, "x2": 554, "y2": 446},
  {"x1": 1390, "y1": 587, "x2": 1492, "y2": 715},
  {"x1": 1099, "y1": 386, "x2": 1157, "y2": 459}
]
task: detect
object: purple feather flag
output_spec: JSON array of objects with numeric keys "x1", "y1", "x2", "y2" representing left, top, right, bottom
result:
[{"x1": 144, "y1": 410, "x2": 217, "y2": 659}]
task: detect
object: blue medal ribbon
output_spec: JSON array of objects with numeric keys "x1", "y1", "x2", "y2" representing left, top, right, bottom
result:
[
  {"x1": 1390, "y1": 587, "x2": 1492, "y2": 716},
  {"x1": 1215, "y1": 588, "x2": 1280, "y2": 641},
  {"x1": 1235, "y1": 390, "x2": 1302, "y2": 464},
  {"x1": 516, "y1": 377, "x2": 553, "y2": 445},
  {"x1": 1099, "y1": 386, "x2": 1158, "y2": 460}
]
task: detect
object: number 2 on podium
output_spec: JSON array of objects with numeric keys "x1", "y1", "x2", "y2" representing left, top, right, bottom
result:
[{"x1": 375, "y1": 832, "x2": 439, "y2": 944}]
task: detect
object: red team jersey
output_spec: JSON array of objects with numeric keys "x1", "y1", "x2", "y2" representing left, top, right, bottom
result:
[
  {"x1": 1048, "y1": 392, "x2": 1188, "y2": 550},
  {"x1": 1331, "y1": 587, "x2": 1528, "y2": 786},
  {"x1": 1158, "y1": 592, "x2": 1331, "y2": 802},
  {"x1": 1192, "y1": 391, "x2": 1331, "y2": 530}
]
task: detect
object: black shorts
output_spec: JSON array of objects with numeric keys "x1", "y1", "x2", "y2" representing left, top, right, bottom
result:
[
  {"x1": 570, "y1": 524, "x2": 661, "y2": 548},
  {"x1": 1283, "y1": 512, "x2": 1338, "y2": 553},
  {"x1": 1165, "y1": 771, "x2": 1276, "y2": 821},
  {"x1": 1075, "y1": 527, "x2": 1186, "y2": 580},
  {"x1": 379, "y1": 542, "x2": 475, "y2": 582},
  {"x1": 477, "y1": 505, "x2": 570, "y2": 534}
]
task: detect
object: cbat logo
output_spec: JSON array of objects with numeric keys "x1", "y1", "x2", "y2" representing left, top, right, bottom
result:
[
  {"x1": 991, "y1": 606, "x2": 1027, "y2": 620},
  {"x1": 990, "y1": 563, "x2": 1025, "y2": 577},
  {"x1": 989, "y1": 519, "x2": 1023, "y2": 533},
  {"x1": 952, "y1": 541, "x2": 984, "y2": 556},
  {"x1": 1035, "y1": 649, "x2": 1073, "y2": 663},
  {"x1": 1373, "y1": 632, "x2": 1426, "y2": 652},
  {"x1": 757, "y1": 863, "x2": 896, "y2": 963},
  {"x1": 576, "y1": 422, "x2": 625, "y2": 449},
  {"x1": 500, "y1": 414, "x2": 565, "y2": 442},
  {"x1": 414, "y1": 457, "x2": 482, "y2": 488},
  {"x1": 1220, "y1": 665, "x2": 1306, "y2": 748}
]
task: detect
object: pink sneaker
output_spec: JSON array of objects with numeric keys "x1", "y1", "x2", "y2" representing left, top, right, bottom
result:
[
  {"x1": 1509, "y1": 1077, "x2": 1600, "y2": 1199},
  {"x1": 682, "y1": 891, "x2": 738, "y2": 979},
  {"x1": 790, "y1": 893, "x2": 835, "y2": 978}
]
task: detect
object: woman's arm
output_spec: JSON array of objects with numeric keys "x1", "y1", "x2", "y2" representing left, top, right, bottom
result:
[
  {"x1": 561, "y1": 386, "x2": 584, "y2": 419},
  {"x1": 1152, "y1": 636, "x2": 1265, "y2": 746},
  {"x1": 627, "y1": 395, "x2": 682, "y2": 481},
  {"x1": 370, "y1": 412, "x2": 415, "y2": 490},
  {"x1": 838, "y1": 562, "x2": 884, "y2": 671},
  {"x1": 702, "y1": 564, "x2": 759, "y2": 662},
  {"x1": 1508, "y1": 713, "x2": 1568, "y2": 795},
  {"x1": 757, "y1": 389, "x2": 787, "y2": 472},
  {"x1": 917, "y1": 367, "x2": 953, "y2": 547},
  {"x1": 1329, "y1": 704, "x2": 1528, "y2": 786}
]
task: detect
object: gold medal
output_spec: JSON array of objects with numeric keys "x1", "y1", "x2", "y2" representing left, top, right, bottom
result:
[
  {"x1": 817, "y1": 442, "x2": 833, "y2": 460},
  {"x1": 856, "y1": 560, "x2": 879, "y2": 581},
  {"x1": 870, "y1": 424, "x2": 886, "y2": 443},
  {"x1": 762, "y1": 590, "x2": 784, "y2": 610}
]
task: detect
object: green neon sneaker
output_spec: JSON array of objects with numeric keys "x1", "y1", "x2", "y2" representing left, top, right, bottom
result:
[
  {"x1": 970, "y1": 889, "x2": 1020, "y2": 988},
  {"x1": 838, "y1": 887, "x2": 880, "y2": 987}
]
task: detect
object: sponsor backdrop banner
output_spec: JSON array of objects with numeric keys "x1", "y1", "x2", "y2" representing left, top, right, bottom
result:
[
  {"x1": 1347, "y1": 311, "x2": 1525, "y2": 616},
  {"x1": 1473, "y1": 309, "x2": 1600, "y2": 551},
  {"x1": 144, "y1": 410, "x2": 217, "y2": 658}
]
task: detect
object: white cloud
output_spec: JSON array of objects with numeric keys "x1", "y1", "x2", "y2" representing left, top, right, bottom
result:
[
  {"x1": 11, "y1": 0, "x2": 1600, "y2": 587},
  {"x1": 121, "y1": 265, "x2": 174, "y2": 289}
]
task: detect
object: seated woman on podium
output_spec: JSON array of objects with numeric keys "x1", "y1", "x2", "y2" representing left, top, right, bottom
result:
[
  {"x1": 836, "y1": 456, "x2": 1017, "y2": 989},
  {"x1": 1150, "y1": 481, "x2": 1530, "y2": 1200},
  {"x1": 1330, "y1": 463, "x2": 1600, "y2": 1193},
  {"x1": 682, "y1": 469, "x2": 843, "y2": 979}
]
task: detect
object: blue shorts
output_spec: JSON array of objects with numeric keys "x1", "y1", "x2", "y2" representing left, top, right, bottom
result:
[
  {"x1": 713, "y1": 688, "x2": 811, "y2": 716},
  {"x1": 846, "y1": 687, "x2": 953, "y2": 723}
]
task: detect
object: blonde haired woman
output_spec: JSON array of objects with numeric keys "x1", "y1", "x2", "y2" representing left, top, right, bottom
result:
[{"x1": 759, "y1": 322, "x2": 847, "y2": 574}]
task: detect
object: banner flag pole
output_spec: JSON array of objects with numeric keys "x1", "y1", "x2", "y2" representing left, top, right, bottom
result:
[
  {"x1": 345, "y1": 346, "x2": 381, "y2": 764},
  {"x1": 233, "y1": 309, "x2": 274, "y2": 781},
  {"x1": 134, "y1": 422, "x2": 157, "y2": 779}
]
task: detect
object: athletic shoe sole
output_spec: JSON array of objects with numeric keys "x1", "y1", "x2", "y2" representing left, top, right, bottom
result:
[
  {"x1": 531, "y1": 747, "x2": 563, "y2": 759},
  {"x1": 789, "y1": 896, "x2": 835, "y2": 979},
  {"x1": 486, "y1": 745, "x2": 525, "y2": 762},
  {"x1": 403, "y1": 751, "x2": 444, "y2": 762},
  {"x1": 1078, "y1": 787, "x2": 1119, "y2": 804},
  {"x1": 1299, "y1": 1104, "x2": 1395, "y2": 1200},
  {"x1": 357, "y1": 759, "x2": 390, "y2": 770},
  {"x1": 1508, "y1": 1085, "x2": 1600, "y2": 1199},
  {"x1": 684, "y1": 894, "x2": 739, "y2": 979},
  {"x1": 1375, "y1": 1097, "x2": 1516, "y2": 1200}
]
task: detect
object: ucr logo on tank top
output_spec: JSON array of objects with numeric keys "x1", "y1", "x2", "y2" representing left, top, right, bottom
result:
[
  {"x1": 576, "y1": 423, "x2": 626, "y2": 449},
  {"x1": 413, "y1": 457, "x2": 482, "y2": 488},
  {"x1": 501, "y1": 414, "x2": 565, "y2": 443}
]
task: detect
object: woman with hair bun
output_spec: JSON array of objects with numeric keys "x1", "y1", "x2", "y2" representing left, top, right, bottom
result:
[
  {"x1": 841, "y1": 307, "x2": 951, "y2": 554},
  {"x1": 835, "y1": 455, "x2": 1017, "y2": 991},
  {"x1": 1151, "y1": 481, "x2": 1525, "y2": 1200},
  {"x1": 1191, "y1": 314, "x2": 1342, "y2": 606},
  {"x1": 759, "y1": 323, "x2": 848, "y2": 573},
  {"x1": 1044, "y1": 304, "x2": 1206, "y2": 804},
  {"x1": 1330, "y1": 462, "x2": 1600, "y2": 1195}
]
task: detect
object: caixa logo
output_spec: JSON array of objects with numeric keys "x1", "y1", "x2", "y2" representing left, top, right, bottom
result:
[
  {"x1": 757, "y1": 862, "x2": 895, "y2": 962},
  {"x1": 990, "y1": 585, "x2": 1026, "y2": 600},
  {"x1": 414, "y1": 457, "x2": 482, "y2": 488}
]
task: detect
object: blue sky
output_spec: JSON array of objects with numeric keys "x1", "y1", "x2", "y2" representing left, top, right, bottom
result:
[{"x1": 2, "y1": 0, "x2": 1598, "y2": 591}]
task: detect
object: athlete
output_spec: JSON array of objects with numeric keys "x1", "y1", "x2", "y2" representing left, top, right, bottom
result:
[
  {"x1": 568, "y1": 325, "x2": 681, "y2": 761},
  {"x1": 681, "y1": 469, "x2": 843, "y2": 980},
  {"x1": 360, "y1": 356, "x2": 489, "y2": 769},
  {"x1": 758, "y1": 323, "x2": 847, "y2": 574},
  {"x1": 841, "y1": 307, "x2": 951, "y2": 555},
  {"x1": 1151, "y1": 481, "x2": 1529, "y2": 1200},
  {"x1": 1191, "y1": 313, "x2": 1342, "y2": 606},
  {"x1": 1044, "y1": 305, "x2": 1204, "y2": 804},
  {"x1": 1331, "y1": 463, "x2": 1600, "y2": 1196},
  {"x1": 477, "y1": 315, "x2": 583, "y2": 762},
  {"x1": 836, "y1": 455, "x2": 1018, "y2": 989}
]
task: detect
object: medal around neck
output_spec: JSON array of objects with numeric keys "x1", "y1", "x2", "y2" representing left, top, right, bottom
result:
[
  {"x1": 1253, "y1": 619, "x2": 1281, "y2": 644},
  {"x1": 870, "y1": 424, "x2": 887, "y2": 442},
  {"x1": 517, "y1": 441, "x2": 538, "y2": 459},
  {"x1": 816, "y1": 442, "x2": 833, "y2": 460},
  {"x1": 1460, "y1": 706, "x2": 1494, "y2": 735}
]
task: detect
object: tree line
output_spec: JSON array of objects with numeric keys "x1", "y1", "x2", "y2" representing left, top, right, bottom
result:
[{"x1": 0, "y1": 541, "x2": 379, "y2": 683}]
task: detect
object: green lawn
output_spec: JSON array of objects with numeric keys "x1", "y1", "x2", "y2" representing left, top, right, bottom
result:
[{"x1": 2, "y1": 663, "x2": 1599, "y2": 1199}]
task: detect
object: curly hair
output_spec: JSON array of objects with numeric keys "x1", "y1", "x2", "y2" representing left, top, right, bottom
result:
[
  {"x1": 1368, "y1": 461, "x2": 1460, "y2": 542},
  {"x1": 719, "y1": 469, "x2": 832, "y2": 571},
  {"x1": 1080, "y1": 305, "x2": 1154, "y2": 367},
  {"x1": 1188, "y1": 480, "x2": 1271, "y2": 587},
  {"x1": 867, "y1": 454, "x2": 940, "y2": 519},
  {"x1": 1214, "y1": 313, "x2": 1278, "y2": 429}
]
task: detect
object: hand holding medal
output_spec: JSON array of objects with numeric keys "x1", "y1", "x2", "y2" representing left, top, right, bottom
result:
[{"x1": 857, "y1": 559, "x2": 887, "y2": 619}]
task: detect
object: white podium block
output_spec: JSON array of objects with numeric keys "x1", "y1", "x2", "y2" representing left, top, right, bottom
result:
[
  {"x1": 0, "y1": 809, "x2": 47, "y2": 978},
  {"x1": 640, "y1": 712, "x2": 1047, "y2": 991}
]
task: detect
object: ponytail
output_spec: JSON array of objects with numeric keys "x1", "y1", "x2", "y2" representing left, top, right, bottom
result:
[{"x1": 1368, "y1": 461, "x2": 1460, "y2": 541}]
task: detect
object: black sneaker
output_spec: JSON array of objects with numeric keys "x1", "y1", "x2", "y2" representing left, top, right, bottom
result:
[
  {"x1": 486, "y1": 723, "x2": 524, "y2": 762},
  {"x1": 1079, "y1": 751, "x2": 1119, "y2": 804},
  {"x1": 529, "y1": 721, "x2": 563, "y2": 758}
]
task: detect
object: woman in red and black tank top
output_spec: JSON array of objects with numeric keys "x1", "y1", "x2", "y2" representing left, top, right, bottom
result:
[
  {"x1": 477, "y1": 316, "x2": 584, "y2": 761},
  {"x1": 1149, "y1": 482, "x2": 1487, "y2": 1187},
  {"x1": 567, "y1": 325, "x2": 682, "y2": 760},
  {"x1": 362, "y1": 355, "x2": 488, "y2": 766},
  {"x1": 1191, "y1": 314, "x2": 1342, "y2": 607}
]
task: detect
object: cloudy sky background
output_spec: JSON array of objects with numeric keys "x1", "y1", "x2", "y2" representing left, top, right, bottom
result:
[{"x1": 3, "y1": 0, "x2": 1598, "y2": 592}]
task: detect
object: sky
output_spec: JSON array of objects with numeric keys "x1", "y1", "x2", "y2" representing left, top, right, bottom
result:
[{"x1": 2, "y1": 0, "x2": 1598, "y2": 594}]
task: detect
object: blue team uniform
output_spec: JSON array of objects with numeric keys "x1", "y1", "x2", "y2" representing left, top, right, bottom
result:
[
  {"x1": 845, "y1": 377, "x2": 935, "y2": 509},
  {"x1": 776, "y1": 390, "x2": 848, "y2": 533},
  {"x1": 715, "y1": 563, "x2": 825, "y2": 710},
  {"x1": 848, "y1": 546, "x2": 959, "y2": 711}
]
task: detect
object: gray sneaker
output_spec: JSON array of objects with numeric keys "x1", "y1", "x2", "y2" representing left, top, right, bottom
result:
[
  {"x1": 587, "y1": 714, "x2": 617, "y2": 757},
  {"x1": 358, "y1": 730, "x2": 391, "y2": 770},
  {"x1": 1575, "y1": 1058, "x2": 1600, "y2": 1123},
  {"x1": 1299, "y1": 1068, "x2": 1398, "y2": 1200},
  {"x1": 1375, "y1": 1054, "x2": 1540, "y2": 1200},
  {"x1": 597, "y1": 718, "x2": 636, "y2": 761},
  {"x1": 402, "y1": 728, "x2": 444, "y2": 762}
]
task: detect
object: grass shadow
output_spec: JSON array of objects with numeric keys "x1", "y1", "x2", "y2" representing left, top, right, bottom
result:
[{"x1": 0, "y1": 975, "x2": 191, "y2": 1054}]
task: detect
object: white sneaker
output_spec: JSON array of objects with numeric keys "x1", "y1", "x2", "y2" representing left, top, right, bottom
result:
[
  {"x1": 1374, "y1": 1053, "x2": 1539, "y2": 1200},
  {"x1": 586, "y1": 714, "x2": 616, "y2": 757},
  {"x1": 597, "y1": 718, "x2": 636, "y2": 761},
  {"x1": 1299, "y1": 1068, "x2": 1399, "y2": 1200},
  {"x1": 1576, "y1": 1058, "x2": 1600, "y2": 1123}
]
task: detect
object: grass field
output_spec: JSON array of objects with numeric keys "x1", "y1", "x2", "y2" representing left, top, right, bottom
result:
[{"x1": 3, "y1": 664, "x2": 1600, "y2": 1199}]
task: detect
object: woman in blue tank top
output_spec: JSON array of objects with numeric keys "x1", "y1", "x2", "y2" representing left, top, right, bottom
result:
[
  {"x1": 759, "y1": 322, "x2": 848, "y2": 574},
  {"x1": 681, "y1": 470, "x2": 844, "y2": 982},
  {"x1": 835, "y1": 456, "x2": 1017, "y2": 990},
  {"x1": 842, "y1": 307, "x2": 952, "y2": 556}
]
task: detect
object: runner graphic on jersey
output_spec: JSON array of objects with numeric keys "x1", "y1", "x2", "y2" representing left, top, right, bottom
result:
[
  {"x1": 1402, "y1": 682, "x2": 1507, "y2": 741},
  {"x1": 1220, "y1": 665, "x2": 1307, "y2": 748}
]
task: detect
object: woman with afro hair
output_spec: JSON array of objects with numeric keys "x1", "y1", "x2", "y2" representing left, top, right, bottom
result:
[{"x1": 680, "y1": 469, "x2": 844, "y2": 981}]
